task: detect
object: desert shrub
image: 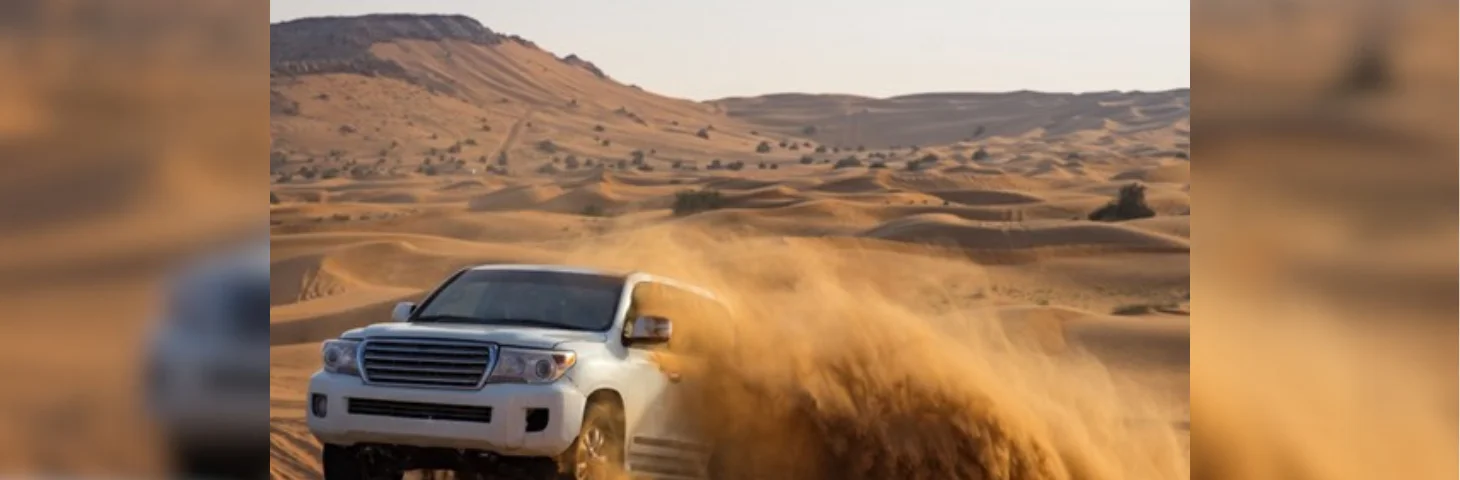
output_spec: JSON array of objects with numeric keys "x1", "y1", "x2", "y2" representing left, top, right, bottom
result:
[
  {"x1": 581, "y1": 204, "x2": 606, "y2": 217},
  {"x1": 726, "y1": 161, "x2": 746, "y2": 171},
  {"x1": 814, "y1": 145, "x2": 827, "y2": 153},
  {"x1": 617, "y1": 159, "x2": 629, "y2": 169},
  {"x1": 672, "y1": 160, "x2": 684, "y2": 169},
  {"x1": 833, "y1": 156, "x2": 864, "y2": 169},
  {"x1": 770, "y1": 164, "x2": 779, "y2": 170},
  {"x1": 536, "y1": 140, "x2": 558, "y2": 153},
  {"x1": 338, "y1": 124, "x2": 357, "y2": 135},
  {"x1": 856, "y1": 145, "x2": 866, "y2": 152},
  {"x1": 1087, "y1": 182, "x2": 1157, "y2": 221},
  {"x1": 755, "y1": 141, "x2": 772, "y2": 153},
  {"x1": 637, "y1": 164, "x2": 654, "y2": 172},
  {"x1": 496, "y1": 152, "x2": 509, "y2": 166},
  {"x1": 1111, "y1": 304, "x2": 1155, "y2": 316},
  {"x1": 602, "y1": 139, "x2": 612, "y2": 147},
  {"x1": 708, "y1": 159, "x2": 724, "y2": 170},
  {"x1": 757, "y1": 163, "x2": 767, "y2": 170},
  {"x1": 869, "y1": 161, "x2": 888, "y2": 169},
  {"x1": 564, "y1": 155, "x2": 581, "y2": 169},
  {"x1": 464, "y1": 138, "x2": 479, "y2": 146},
  {"x1": 672, "y1": 189, "x2": 726, "y2": 216},
  {"x1": 631, "y1": 150, "x2": 646, "y2": 163},
  {"x1": 696, "y1": 128, "x2": 710, "y2": 139},
  {"x1": 270, "y1": 192, "x2": 281, "y2": 204},
  {"x1": 799, "y1": 155, "x2": 815, "y2": 165},
  {"x1": 447, "y1": 143, "x2": 462, "y2": 154},
  {"x1": 321, "y1": 168, "x2": 341, "y2": 179},
  {"x1": 537, "y1": 163, "x2": 561, "y2": 174},
  {"x1": 777, "y1": 141, "x2": 788, "y2": 148},
  {"x1": 906, "y1": 153, "x2": 939, "y2": 171},
  {"x1": 594, "y1": 124, "x2": 605, "y2": 132},
  {"x1": 972, "y1": 147, "x2": 990, "y2": 161},
  {"x1": 802, "y1": 125, "x2": 817, "y2": 135}
]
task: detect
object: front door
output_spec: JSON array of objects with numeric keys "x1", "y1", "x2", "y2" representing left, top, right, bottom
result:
[{"x1": 621, "y1": 281, "x2": 712, "y2": 478}]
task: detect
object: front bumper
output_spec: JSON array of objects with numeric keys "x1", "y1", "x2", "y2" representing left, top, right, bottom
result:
[{"x1": 306, "y1": 371, "x2": 586, "y2": 457}]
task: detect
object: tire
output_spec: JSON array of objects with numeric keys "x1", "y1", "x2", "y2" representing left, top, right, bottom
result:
[
  {"x1": 171, "y1": 446, "x2": 266, "y2": 480},
  {"x1": 321, "y1": 444, "x2": 404, "y2": 480},
  {"x1": 559, "y1": 400, "x2": 626, "y2": 480}
]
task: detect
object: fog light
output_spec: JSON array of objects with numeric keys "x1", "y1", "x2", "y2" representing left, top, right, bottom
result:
[
  {"x1": 525, "y1": 408, "x2": 549, "y2": 432},
  {"x1": 311, "y1": 394, "x2": 328, "y2": 418}
]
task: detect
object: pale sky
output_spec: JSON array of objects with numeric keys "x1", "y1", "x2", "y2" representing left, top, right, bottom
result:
[{"x1": 270, "y1": 0, "x2": 1189, "y2": 101}]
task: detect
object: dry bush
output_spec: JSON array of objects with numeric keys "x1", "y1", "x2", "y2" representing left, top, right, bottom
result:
[{"x1": 1087, "y1": 183, "x2": 1156, "y2": 222}]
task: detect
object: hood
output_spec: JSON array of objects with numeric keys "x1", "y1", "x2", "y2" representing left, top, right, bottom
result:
[{"x1": 348, "y1": 322, "x2": 607, "y2": 349}]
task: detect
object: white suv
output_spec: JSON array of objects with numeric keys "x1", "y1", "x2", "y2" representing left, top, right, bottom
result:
[{"x1": 306, "y1": 264, "x2": 730, "y2": 479}]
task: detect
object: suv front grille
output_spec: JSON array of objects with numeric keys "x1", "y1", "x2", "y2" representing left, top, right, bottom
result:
[
  {"x1": 348, "y1": 398, "x2": 493, "y2": 423},
  {"x1": 359, "y1": 338, "x2": 496, "y2": 389}
]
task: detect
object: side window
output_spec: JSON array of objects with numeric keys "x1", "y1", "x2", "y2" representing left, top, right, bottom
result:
[
  {"x1": 624, "y1": 282, "x2": 662, "y2": 350},
  {"x1": 626, "y1": 281, "x2": 724, "y2": 355}
]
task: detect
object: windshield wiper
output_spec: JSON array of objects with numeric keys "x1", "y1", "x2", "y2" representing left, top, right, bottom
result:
[
  {"x1": 477, "y1": 318, "x2": 575, "y2": 329},
  {"x1": 411, "y1": 314, "x2": 487, "y2": 324}
]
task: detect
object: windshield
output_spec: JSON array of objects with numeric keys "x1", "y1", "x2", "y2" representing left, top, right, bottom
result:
[{"x1": 411, "y1": 269, "x2": 625, "y2": 331}]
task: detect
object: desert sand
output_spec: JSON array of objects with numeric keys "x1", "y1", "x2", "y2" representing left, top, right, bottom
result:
[{"x1": 270, "y1": 14, "x2": 1190, "y2": 480}]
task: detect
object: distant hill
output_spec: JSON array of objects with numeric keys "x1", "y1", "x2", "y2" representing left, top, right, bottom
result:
[
  {"x1": 709, "y1": 89, "x2": 1190, "y2": 149},
  {"x1": 269, "y1": 14, "x2": 789, "y2": 173},
  {"x1": 268, "y1": 13, "x2": 1187, "y2": 178}
]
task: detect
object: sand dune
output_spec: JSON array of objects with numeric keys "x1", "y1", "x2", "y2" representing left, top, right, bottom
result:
[
  {"x1": 465, "y1": 184, "x2": 566, "y2": 211},
  {"x1": 1110, "y1": 161, "x2": 1191, "y2": 184},
  {"x1": 863, "y1": 214, "x2": 1190, "y2": 251},
  {"x1": 925, "y1": 188, "x2": 1046, "y2": 206}
]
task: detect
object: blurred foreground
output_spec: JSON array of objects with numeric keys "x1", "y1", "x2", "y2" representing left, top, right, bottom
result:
[
  {"x1": 1192, "y1": 0, "x2": 1457, "y2": 478},
  {"x1": 0, "y1": 0, "x2": 1450, "y2": 479}
]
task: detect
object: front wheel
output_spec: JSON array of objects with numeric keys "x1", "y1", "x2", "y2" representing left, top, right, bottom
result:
[
  {"x1": 560, "y1": 400, "x2": 626, "y2": 480},
  {"x1": 321, "y1": 444, "x2": 404, "y2": 480}
]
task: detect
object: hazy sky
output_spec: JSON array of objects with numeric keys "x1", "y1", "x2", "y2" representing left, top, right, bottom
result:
[{"x1": 270, "y1": 0, "x2": 1189, "y2": 101}]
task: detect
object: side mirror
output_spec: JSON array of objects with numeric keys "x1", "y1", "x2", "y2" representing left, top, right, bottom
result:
[
  {"x1": 391, "y1": 302, "x2": 416, "y2": 322},
  {"x1": 626, "y1": 315, "x2": 673, "y2": 344}
]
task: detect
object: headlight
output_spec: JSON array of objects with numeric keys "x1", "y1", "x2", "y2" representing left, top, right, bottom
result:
[
  {"x1": 321, "y1": 339, "x2": 361, "y2": 376},
  {"x1": 488, "y1": 348, "x2": 577, "y2": 384}
]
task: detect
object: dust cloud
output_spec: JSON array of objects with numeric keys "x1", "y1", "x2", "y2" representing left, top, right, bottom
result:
[{"x1": 555, "y1": 227, "x2": 1187, "y2": 480}]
